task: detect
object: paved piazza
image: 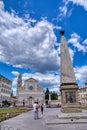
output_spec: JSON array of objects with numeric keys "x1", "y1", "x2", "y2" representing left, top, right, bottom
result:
[{"x1": 1, "y1": 108, "x2": 87, "y2": 130}]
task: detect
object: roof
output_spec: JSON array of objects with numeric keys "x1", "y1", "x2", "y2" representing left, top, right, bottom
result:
[
  {"x1": 37, "y1": 85, "x2": 44, "y2": 93},
  {"x1": 11, "y1": 96, "x2": 17, "y2": 99},
  {"x1": 0, "y1": 74, "x2": 12, "y2": 83},
  {"x1": 79, "y1": 86, "x2": 87, "y2": 90},
  {"x1": 25, "y1": 77, "x2": 37, "y2": 82}
]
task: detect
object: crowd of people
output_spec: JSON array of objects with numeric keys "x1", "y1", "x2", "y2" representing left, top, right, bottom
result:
[{"x1": 33, "y1": 101, "x2": 44, "y2": 120}]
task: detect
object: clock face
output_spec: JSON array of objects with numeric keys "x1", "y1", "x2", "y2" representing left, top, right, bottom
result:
[{"x1": 29, "y1": 86, "x2": 33, "y2": 90}]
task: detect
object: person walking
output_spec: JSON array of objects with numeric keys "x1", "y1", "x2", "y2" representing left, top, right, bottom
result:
[
  {"x1": 33, "y1": 101, "x2": 37, "y2": 119},
  {"x1": 33, "y1": 101, "x2": 39, "y2": 119},
  {"x1": 40, "y1": 103, "x2": 44, "y2": 117},
  {"x1": 36, "y1": 101, "x2": 39, "y2": 119}
]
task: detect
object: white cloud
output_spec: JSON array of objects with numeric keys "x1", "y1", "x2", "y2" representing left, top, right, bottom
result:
[
  {"x1": 12, "y1": 77, "x2": 17, "y2": 86},
  {"x1": 58, "y1": 0, "x2": 73, "y2": 20},
  {"x1": 0, "y1": 1, "x2": 59, "y2": 72},
  {"x1": 59, "y1": 0, "x2": 87, "y2": 20},
  {"x1": 75, "y1": 65, "x2": 87, "y2": 84},
  {"x1": 0, "y1": 1, "x2": 4, "y2": 10},
  {"x1": 12, "y1": 64, "x2": 87, "y2": 94},
  {"x1": 50, "y1": 86, "x2": 59, "y2": 93},
  {"x1": 83, "y1": 39, "x2": 87, "y2": 45},
  {"x1": 68, "y1": 0, "x2": 87, "y2": 10},
  {"x1": 11, "y1": 71, "x2": 20, "y2": 76},
  {"x1": 68, "y1": 33, "x2": 87, "y2": 52},
  {"x1": 53, "y1": 25, "x2": 62, "y2": 30},
  {"x1": 59, "y1": 5, "x2": 68, "y2": 17},
  {"x1": 12, "y1": 71, "x2": 60, "y2": 93},
  {"x1": 69, "y1": 47, "x2": 75, "y2": 62}
]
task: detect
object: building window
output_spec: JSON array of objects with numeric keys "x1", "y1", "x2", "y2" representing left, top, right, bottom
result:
[{"x1": 29, "y1": 86, "x2": 33, "y2": 90}]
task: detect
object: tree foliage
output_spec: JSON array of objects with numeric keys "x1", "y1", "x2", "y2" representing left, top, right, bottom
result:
[
  {"x1": 45, "y1": 88, "x2": 58, "y2": 100},
  {"x1": 45, "y1": 88, "x2": 49, "y2": 100},
  {"x1": 51, "y1": 91, "x2": 58, "y2": 100}
]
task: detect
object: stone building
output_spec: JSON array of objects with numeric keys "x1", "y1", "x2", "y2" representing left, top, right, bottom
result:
[
  {"x1": 17, "y1": 75, "x2": 45, "y2": 106},
  {"x1": 79, "y1": 83, "x2": 87, "y2": 105},
  {"x1": 0, "y1": 74, "x2": 12, "y2": 107},
  {"x1": 11, "y1": 96, "x2": 17, "y2": 106}
]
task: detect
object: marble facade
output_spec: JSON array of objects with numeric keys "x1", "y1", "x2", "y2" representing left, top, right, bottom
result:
[{"x1": 17, "y1": 76, "x2": 45, "y2": 106}]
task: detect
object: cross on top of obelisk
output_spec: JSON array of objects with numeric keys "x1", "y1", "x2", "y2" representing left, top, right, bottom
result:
[{"x1": 60, "y1": 30, "x2": 65, "y2": 35}]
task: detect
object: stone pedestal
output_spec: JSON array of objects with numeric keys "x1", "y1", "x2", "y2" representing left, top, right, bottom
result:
[
  {"x1": 60, "y1": 31, "x2": 82, "y2": 113},
  {"x1": 60, "y1": 83, "x2": 82, "y2": 113}
]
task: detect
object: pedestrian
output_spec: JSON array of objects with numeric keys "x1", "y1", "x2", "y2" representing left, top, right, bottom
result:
[
  {"x1": 23, "y1": 99, "x2": 25, "y2": 107},
  {"x1": 40, "y1": 103, "x2": 44, "y2": 117},
  {"x1": 33, "y1": 101, "x2": 37, "y2": 119},
  {"x1": 36, "y1": 101, "x2": 39, "y2": 119},
  {"x1": 33, "y1": 101, "x2": 39, "y2": 119}
]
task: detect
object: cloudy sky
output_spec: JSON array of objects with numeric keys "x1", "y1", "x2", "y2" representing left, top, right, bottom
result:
[{"x1": 0, "y1": 0, "x2": 87, "y2": 95}]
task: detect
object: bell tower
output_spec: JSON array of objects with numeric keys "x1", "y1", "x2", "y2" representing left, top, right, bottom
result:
[{"x1": 17, "y1": 74, "x2": 22, "y2": 97}]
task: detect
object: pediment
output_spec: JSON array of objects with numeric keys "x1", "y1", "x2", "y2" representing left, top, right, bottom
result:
[{"x1": 25, "y1": 78, "x2": 37, "y2": 82}]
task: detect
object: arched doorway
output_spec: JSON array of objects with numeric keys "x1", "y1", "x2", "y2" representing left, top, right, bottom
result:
[{"x1": 28, "y1": 96, "x2": 33, "y2": 107}]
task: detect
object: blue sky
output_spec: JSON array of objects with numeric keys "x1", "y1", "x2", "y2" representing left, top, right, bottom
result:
[{"x1": 0, "y1": 0, "x2": 87, "y2": 95}]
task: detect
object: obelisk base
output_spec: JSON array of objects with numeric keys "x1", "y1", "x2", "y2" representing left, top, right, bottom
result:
[
  {"x1": 60, "y1": 83, "x2": 82, "y2": 113},
  {"x1": 61, "y1": 104, "x2": 82, "y2": 113}
]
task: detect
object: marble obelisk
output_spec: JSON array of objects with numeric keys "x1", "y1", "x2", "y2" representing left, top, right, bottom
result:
[{"x1": 60, "y1": 31, "x2": 81, "y2": 113}]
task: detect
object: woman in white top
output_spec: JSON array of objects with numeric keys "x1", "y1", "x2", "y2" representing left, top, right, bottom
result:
[{"x1": 33, "y1": 102, "x2": 39, "y2": 119}]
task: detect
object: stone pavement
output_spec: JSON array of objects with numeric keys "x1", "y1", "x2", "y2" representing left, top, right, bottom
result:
[{"x1": 1, "y1": 108, "x2": 87, "y2": 130}]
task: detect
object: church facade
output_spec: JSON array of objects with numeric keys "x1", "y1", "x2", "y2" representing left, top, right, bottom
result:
[{"x1": 17, "y1": 75, "x2": 45, "y2": 106}]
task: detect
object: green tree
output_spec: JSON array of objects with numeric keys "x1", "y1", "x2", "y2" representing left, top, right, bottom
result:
[
  {"x1": 45, "y1": 88, "x2": 49, "y2": 100},
  {"x1": 51, "y1": 91, "x2": 58, "y2": 100}
]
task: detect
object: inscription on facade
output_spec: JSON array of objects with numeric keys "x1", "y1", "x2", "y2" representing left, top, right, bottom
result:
[{"x1": 66, "y1": 92, "x2": 76, "y2": 103}]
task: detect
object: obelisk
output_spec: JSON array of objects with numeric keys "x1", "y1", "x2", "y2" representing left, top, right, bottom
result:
[{"x1": 60, "y1": 31, "x2": 81, "y2": 113}]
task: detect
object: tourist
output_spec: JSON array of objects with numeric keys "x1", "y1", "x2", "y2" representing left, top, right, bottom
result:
[
  {"x1": 23, "y1": 99, "x2": 25, "y2": 107},
  {"x1": 36, "y1": 101, "x2": 39, "y2": 119},
  {"x1": 33, "y1": 101, "x2": 39, "y2": 119},
  {"x1": 40, "y1": 103, "x2": 44, "y2": 117},
  {"x1": 33, "y1": 101, "x2": 37, "y2": 119}
]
